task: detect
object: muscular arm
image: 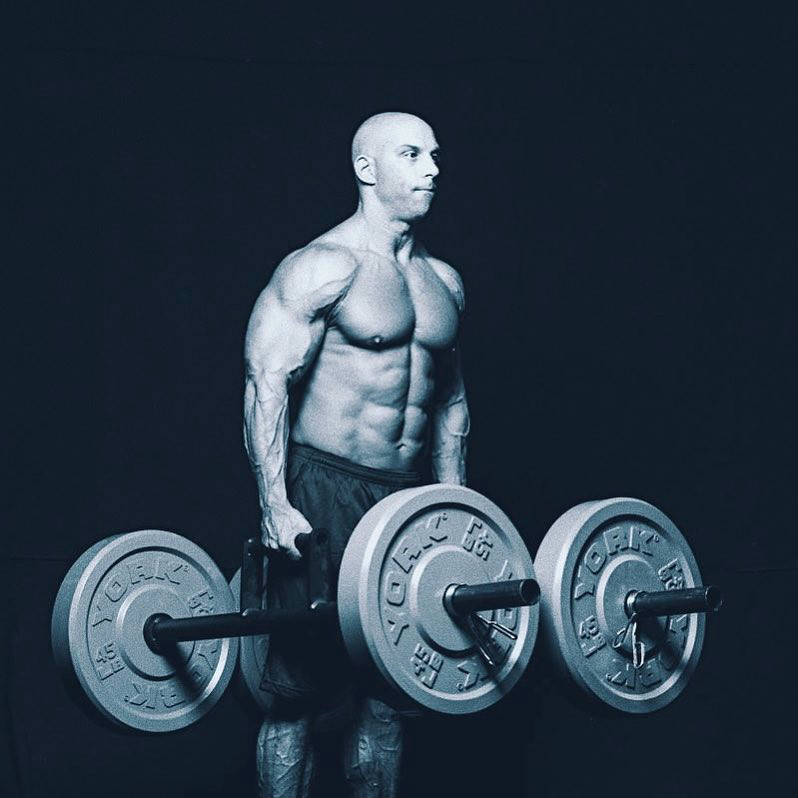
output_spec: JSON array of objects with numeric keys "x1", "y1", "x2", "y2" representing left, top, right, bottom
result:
[
  {"x1": 429, "y1": 262, "x2": 469, "y2": 485},
  {"x1": 430, "y1": 344, "x2": 469, "y2": 484},
  {"x1": 243, "y1": 245, "x2": 356, "y2": 556}
]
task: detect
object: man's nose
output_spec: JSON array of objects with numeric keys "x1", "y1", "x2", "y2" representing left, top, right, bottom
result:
[{"x1": 423, "y1": 155, "x2": 439, "y2": 178}]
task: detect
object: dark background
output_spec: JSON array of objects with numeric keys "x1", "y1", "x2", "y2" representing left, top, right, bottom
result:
[{"x1": 5, "y1": 4, "x2": 796, "y2": 796}]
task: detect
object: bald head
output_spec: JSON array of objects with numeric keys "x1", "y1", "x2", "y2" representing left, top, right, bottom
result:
[
  {"x1": 350, "y1": 112, "x2": 440, "y2": 221},
  {"x1": 351, "y1": 112, "x2": 433, "y2": 162}
]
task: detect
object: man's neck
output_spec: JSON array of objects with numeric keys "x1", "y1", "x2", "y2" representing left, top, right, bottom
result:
[{"x1": 352, "y1": 202, "x2": 416, "y2": 263}]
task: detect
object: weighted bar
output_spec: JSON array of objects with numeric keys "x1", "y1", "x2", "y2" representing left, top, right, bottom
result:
[
  {"x1": 443, "y1": 578, "x2": 540, "y2": 617},
  {"x1": 144, "y1": 579, "x2": 539, "y2": 654},
  {"x1": 625, "y1": 586, "x2": 723, "y2": 619},
  {"x1": 52, "y1": 486, "x2": 543, "y2": 729}
]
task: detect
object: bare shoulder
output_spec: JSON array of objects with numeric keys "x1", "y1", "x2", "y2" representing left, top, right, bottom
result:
[
  {"x1": 426, "y1": 255, "x2": 465, "y2": 313},
  {"x1": 270, "y1": 242, "x2": 359, "y2": 307},
  {"x1": 246, "y1": 243, "x2": 358, "y2": 352}
]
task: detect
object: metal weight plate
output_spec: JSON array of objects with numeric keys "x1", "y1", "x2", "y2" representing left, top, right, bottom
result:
[
  {"x1": 229, "y1": 563, "x2": 273, "y2": 713},
  {"x1": 338, "y1": 485, "x2": 538, "y2": 714},
  {"x1": 534, "y1": 498, "x2": 705, "y2": 714},
  {"x1": 51, "y1": 530, "x2": 239, "y2": 732}
]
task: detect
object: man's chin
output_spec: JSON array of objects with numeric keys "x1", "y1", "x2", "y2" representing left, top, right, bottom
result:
[
  {"x1": 403, "y1": 198, "x2": 434, "y2": 222},
  {"x1": 399, "y1": 211, "x2": 430, "y2": 224}
]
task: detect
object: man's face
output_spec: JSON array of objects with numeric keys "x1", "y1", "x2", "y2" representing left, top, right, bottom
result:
[{"x1": 372, "y1": 119, "x2": 440, "y2": 222}]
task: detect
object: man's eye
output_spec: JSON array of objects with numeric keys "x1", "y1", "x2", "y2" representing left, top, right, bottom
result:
[{"x1": 403, "y1": 151, "x2": 417, "y2": 159}]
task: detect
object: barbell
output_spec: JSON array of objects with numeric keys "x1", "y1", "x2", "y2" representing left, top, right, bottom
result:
[{"x1": 51, "y1": 486, "x2": 721, "y2": 732}]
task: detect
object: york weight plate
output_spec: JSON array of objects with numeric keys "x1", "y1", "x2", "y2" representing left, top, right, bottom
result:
[
  {"x1": 52, "y1": 530, "x2": 238, "y2": 732},
  {"x1": 338, "y1": 485, "x2": 538, "y2": 714},
  {"x1": 535, "y1": 498, "x2": 705, "y2": 713}
]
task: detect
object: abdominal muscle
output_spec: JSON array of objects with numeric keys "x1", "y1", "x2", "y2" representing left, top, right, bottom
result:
[{"x1": 290, "y1": 332, "x2": 435, "y2": 471}]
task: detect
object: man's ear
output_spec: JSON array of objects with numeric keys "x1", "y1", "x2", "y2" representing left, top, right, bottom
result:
[{"x1": 354, "y1": 155, "x2": 376, "y2": 186}]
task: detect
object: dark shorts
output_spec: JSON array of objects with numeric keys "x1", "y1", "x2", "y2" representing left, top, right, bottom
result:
[{"x1": 262, "y1": 442, "x2": 426, "y2": 713}]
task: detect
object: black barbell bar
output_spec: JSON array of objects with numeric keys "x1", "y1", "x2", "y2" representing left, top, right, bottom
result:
[
  {"x1": 443, "y1": 577, "x2": 540, "y2": 616},
  {"x1": 144, "y1": 532, "x2": 539, "y2": 655},
  {"x1": 625, "y1": 586, "x2": 723, "y2": 619}
]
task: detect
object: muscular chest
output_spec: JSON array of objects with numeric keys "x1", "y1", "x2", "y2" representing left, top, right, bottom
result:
[{"x1": 333, "y1": 258, "x2": 459, "y2": 350}]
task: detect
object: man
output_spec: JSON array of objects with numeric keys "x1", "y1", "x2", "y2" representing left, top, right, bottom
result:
[{"x1": 243, "y1": 111, "x2": 469, "y2": 797}]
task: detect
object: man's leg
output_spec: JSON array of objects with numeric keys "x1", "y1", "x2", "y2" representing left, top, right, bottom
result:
[
  {"x1": 342, "y1": 698, "x2": 404, "y2": 798},
  {"x1": 256, "y1": 713, "x2": 315, "y2": 798}
]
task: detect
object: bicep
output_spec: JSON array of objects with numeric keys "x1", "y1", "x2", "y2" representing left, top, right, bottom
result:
[
  {"x1": 244, "y1": 287, "x2": 326, "y2": 386},
  {"x1": 244, "y1": 248, "x2": 356, "y2": 385}
]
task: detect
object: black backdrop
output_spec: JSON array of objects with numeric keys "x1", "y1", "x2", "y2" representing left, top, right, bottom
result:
[{"x1": 6, "y1": 5, "x2": 796, "y2": 796}]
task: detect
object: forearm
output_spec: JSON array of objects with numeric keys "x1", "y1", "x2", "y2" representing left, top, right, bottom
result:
[
  {"x1": 430, "y1": 397, "x2": 469, "y2": 485},
  {"x1": 243, "y1": 370, "x2": 292, "y2": 522}
]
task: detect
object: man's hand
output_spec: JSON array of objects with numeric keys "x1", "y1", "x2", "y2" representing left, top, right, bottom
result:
[{"x1": 262, "y1": 504, "x2": 314, "y2": 561}]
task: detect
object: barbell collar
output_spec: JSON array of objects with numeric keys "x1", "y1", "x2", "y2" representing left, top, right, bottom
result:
[
  {"x1": 625, "y1": 585, "x2": 723, "y2": 619},
  {"x1": 443, "y1": 578, "x2": 540, "y2": 617}
]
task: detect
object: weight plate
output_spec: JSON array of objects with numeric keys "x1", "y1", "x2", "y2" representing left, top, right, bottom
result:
[
  {"x1": 338, "y1": 485, "x2": 538, "y2": 715},
  {"x1": 534, "y1": 498, "x2": 705, "y2": 713},
  {"x1": 51, "y1": 530, "x2": 238, "y2": 732},
  {"x1": 229, "y1": 562, "x2": 273, "y2": 713}
]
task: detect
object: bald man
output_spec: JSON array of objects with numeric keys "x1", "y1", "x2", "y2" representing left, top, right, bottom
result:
[{"x1": 243, "y1": 112, "x2": 469, "y2": 797}]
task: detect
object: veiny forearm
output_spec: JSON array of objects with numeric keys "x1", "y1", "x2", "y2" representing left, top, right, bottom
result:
[
  {"x1": 430, "y1": 397, "x2": 469, "y2": 485},
  {"x1": 243, "y1": 369, "x2": 292, "y2": 517}
]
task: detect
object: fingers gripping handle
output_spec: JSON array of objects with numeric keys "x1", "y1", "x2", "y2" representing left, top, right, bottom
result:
[{"x1": 240, "y1": 530, "x2": 330, "y2": 612}]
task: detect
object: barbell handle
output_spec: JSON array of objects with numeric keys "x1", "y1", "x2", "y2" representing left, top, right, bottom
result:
[
  {"x1": 294, "y1": 531, "x2": 312, "y2": 555},
  {"x1": 625, "y1": 586, "x2": 723, "y2": 619},
  {"x1": 239, "y1": 531, "x2": 325, "y2": 613},
  {"x1": 241, "y1": 537, "x2": 265, "y2": 614}
]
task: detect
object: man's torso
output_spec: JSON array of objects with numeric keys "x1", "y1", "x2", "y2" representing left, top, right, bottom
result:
[{"x1": 288, "y1": 226, "x2": 461, "y2": 470}]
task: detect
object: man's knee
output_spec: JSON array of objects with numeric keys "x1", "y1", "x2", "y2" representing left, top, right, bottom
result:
[
  {"x1": 343, "y1": 699, "x2": 403, "y2": 789},
  {"x1": 256, "y1": 712, "x2": 311, "y2": 765},
  {"x1": 256, "y1": 713, "x2": 314, "y2": 798}
]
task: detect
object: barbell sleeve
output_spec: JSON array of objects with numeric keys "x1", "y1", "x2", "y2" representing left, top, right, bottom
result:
[
  {"x1": 625, "y1": 586, "x2": 723, "y2": 619},
  {"x1": 443, "y1": 578, "x2": 540, "y2": 617}
]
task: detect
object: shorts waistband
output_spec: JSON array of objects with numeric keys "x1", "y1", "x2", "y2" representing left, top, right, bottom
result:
[{"x1": 288, "y1": 442, "x2": 426, "y2": 487}]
